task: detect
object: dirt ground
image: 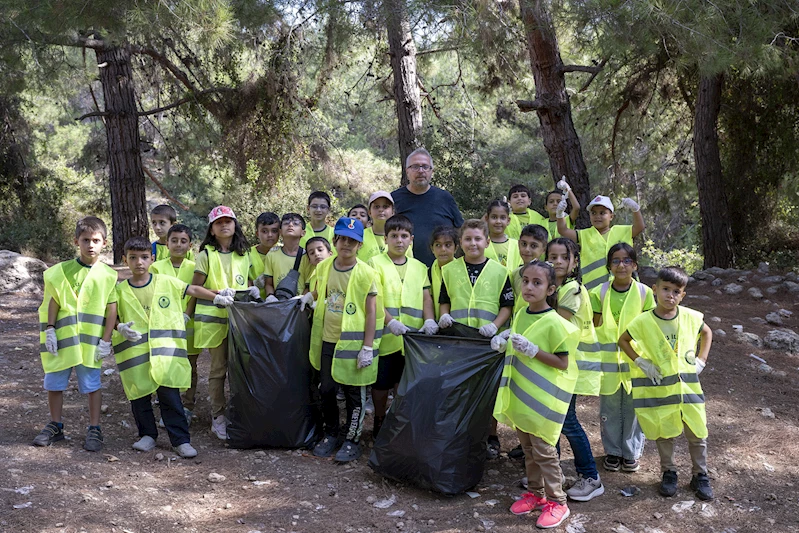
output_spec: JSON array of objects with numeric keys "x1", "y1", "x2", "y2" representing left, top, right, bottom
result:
[{"x1": 1, "y1": 270, "x2": 798, "y2": 533}]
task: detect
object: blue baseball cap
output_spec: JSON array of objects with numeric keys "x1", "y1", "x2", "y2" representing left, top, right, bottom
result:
[{"x1": 334, "y1": 217, "x2": 364, "y2": 242}]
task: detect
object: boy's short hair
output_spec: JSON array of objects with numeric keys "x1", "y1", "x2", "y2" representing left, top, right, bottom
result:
[
  {"x1": 123, "y1": 236, "x2": 151, "y2": 254},
  {"x1": 256, "y1": 212, "x2": 280, "y2": 228},
  {"x1": 545, "y1": 190, "x2": 563, "y2": 203},
  {"x1": 657, "y1": 266, "x2": 689, "y2": 289},
  {"x1": 508, "y1": 184, "x2": 531, "y2": 198},
  {"x1": 460, "y1": 219, "x2": 489, "y2": 239},
  {"x1": 430, "y1": 225, "x2": 459, "y2": 246},
  {"x1": 151, "y1": 204, "x2": 177, "y2": 223},
  {"x1": 281, "y1": 212, "x2": 306, "y2": 230},
  {"x1": 305, "y1": 236, "x2": 331, "y2": 252},
  {"x1": 385, "y1": 214, "x2": 414, "y2": 236},
  {"x1": 520, "y1": 224, "x2": 548, "y2": 244},
  {"x1": 308, "y1": 191, "x2": 331, "y2": 207},
  {"x1": 167, "y1": 223, "x2": 193, "y2": 241},
  {"x1": 75, "y1": 216, "x2": 107, "y2": 240}
]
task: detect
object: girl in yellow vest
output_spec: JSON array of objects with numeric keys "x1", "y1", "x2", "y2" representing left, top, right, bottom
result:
[
  {"x1": 546, "y1": 238, "x2": 604, "y2": 501},
  {"x1": 190, "y1": 206, "x2": 258, "y2": 441},
  {"x1": 428, "y1": 225, "x2": 459, "y2": 321},
  {"x1": 589, "y1": 243, "x2": 654, "y2": 474},
  {"x1": 509, "y1": 224, "x2": 549, "y2": 318},
  {"x1": 491, "y1": 260, "x2": 580, "y2": 529},
  {"x1": 484, "y1": 199, "x2": 519, "y2": 269},
  {"x1": 543, "y1": 179, "x2": 580, "y2": 240},
  {"x1": 116, "y1": 237, "x2": 235, "y2": 458},
  {"x1": 618, "y1": 266, "x2": 713, "y2": 501},
  {"x1": 556, "y1": 195, "x2": 645, "y2": 292}
]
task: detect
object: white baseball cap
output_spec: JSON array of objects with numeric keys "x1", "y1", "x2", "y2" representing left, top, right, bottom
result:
[{"x1": 587, "y1": 195, "x2": 614, "y2": 213}]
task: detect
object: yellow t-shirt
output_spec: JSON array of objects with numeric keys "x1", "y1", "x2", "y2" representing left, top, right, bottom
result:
[
  {"x1": 263, "y1": 248, "x2": 312, "y2": 294},
  {"x1": 491, "y1": 239, "x2": 510, "y2": 267},
  {"x1": 322, "y1": 263, "x2": 377, "y2": 343},
  {"x1": 590, "y1": 283, "x2": 656, "y2": 323},
  {"x1": 127, "y1": 276, "x2": 157, "y2": 318}
]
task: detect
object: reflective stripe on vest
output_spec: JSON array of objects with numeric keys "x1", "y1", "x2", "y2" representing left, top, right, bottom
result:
[
  {"x1": 370, "y1": 254, "x2": 428, "y2": 355},
  {"x1": 37, "y1": 261, "x2": 117, "y2": 373},
  {"x1": 493, "y1": 309, "x2": 580, "y2": 446},
  {"x1": 626, "y1": 307, "x2": 707, "y2": 440},
  {"x1": 578, "y1": 226, "x2": 633, "y2": 291},
  {"x1": 150, "y1": 258, "x2": 199, "y2": 355},
  {"x1": 560, "y1": 281, "x2": 601, "y2": 396},
  {"x1": 442, "y1": 257, "x2": 507, "y2": 328},
  {"x1": 430, "y1": 261, "x2": 443, "y2": 321},
  {"x1": 595, "y1": 280, "x2": 647, "y2": 395},
  {"x1": 309, "y1": 258, "x2": 384, "y2": 386},
  {"x1": 194, "y1": 248, "x2": 250, "y2": 349}
]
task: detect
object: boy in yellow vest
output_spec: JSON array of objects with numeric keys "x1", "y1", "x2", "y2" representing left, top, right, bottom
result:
[
  {"x1": 260, "y1": 213, "x2": 312, "y2": 302},
  {"x1": 307, "y1": 217, "x2": 383, "y2": 463},
  {"x1": 543, "y1": 179, "x2": 580, "y2": 239},
  {"x1": 116, "y1": 237, "x2": 234, "y2": 458},
  {"x1": 368, "y1": 215, "x2": 438, "y2": 437},
  {"x1": 36, "y1": 216, "x2": 118, "y2": 452},
  {"x1": 556, "y1": 195, "x2": 645, "y2": 291},
  {"x1": 506, "y1": 184, "x2": 548, "y2": 240},
  {"x1": 151, "y1": 205, "x2": 194, "y2": 262},
  {"x1": 250, "y1": 212, "x2": 281, "y2": 294},
  {"x1": 149, "y1": 224, "x2": 200, "y2": 424},
  {"x1": 300, "y1": 191, "x2": 335, "y2": 248},
  {"x1": 618, "y1": 266, "x2": 714, "y2": 501}
]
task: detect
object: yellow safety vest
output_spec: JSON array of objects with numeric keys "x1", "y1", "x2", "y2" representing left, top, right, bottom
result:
[
  {"x1": 594, "y1": 280, "x2": 649, "y2": 395},
  {"x1": 154, "y1": 242, "x2": 193, "y2": 262},
  {"x1": 357, "y1": 228, "x2": 414, "y2": 263},
  {"x1": 194, "y1": 248, "x2": 250, "y2": 349},
  {"x1": 309, "y1": 257, "x2": 384, "y2": 386},
  {"x1": 112, "y1": 275, "x2": 191, "y2": 400},
  {"x1": 430, "y1": 261, "x2": 444, "y2": 321},
  {"x1": 149, "y1": 258, "x2": 199, "y2": 356},
  {"x1": 300, "y1": 225, "x2": 335, "y2": 249},
  {"x1": 560, "y1": 280, "x2": 601, "y2": 396},
  {"x1": 577, "y1": 225, "x2": 633, "y2": 291},
  {"x1": 442, "y1": 258, "x2": 508, "y2": 329},
  {"x1": 38, "y1": 261, "x2": 117, "y2": 373},
  {"x1": 507, "y1": 209, "x2": 548, "y2": 240},
  {"x1": 369, "y1": 254, "x2": 427, "y2": 355},
  {"x1": 486, "y1": 238, "x2": 521, "y2": 272},
  {"x1": 546, "y1": 216, "x2": 573, "y2": 241},
  {"x1": 626, "y1": 307, "x2": 708, "y2": 440},
  {"x1": 493, "y1": 309, "x2": 580, "y2": 445}
]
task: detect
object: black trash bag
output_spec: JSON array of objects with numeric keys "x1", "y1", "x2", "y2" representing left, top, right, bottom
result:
[
  {"x1": 226, "y1": 299, "x2": 318, "y2": 449},
  {"x1": 368, "y1": 323, "x2": 504, "y2": 495}
]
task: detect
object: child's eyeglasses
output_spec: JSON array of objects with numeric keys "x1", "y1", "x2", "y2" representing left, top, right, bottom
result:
[{"x1": 611, "y1": 258, "x2": 634, "y2": 266}]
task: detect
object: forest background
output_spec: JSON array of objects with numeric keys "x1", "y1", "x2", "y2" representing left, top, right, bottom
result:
[{"x1": 0, "y1": 0, "x2": 797, "y2": 271}]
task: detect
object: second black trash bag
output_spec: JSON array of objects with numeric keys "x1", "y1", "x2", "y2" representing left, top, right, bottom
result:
[
  {"x1": 368, "y1": 323, "x2": 504, "y2": 496},
  {"x1": 226, "y1": 299, "x2": 318, "y2": 449}
]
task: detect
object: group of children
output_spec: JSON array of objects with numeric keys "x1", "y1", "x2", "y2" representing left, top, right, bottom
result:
[{"x1": 35, "y1": 180, "x2": 714, "y2": 530}]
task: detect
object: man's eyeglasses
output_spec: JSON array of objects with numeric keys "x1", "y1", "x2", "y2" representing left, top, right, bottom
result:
[
  {"x1": 610, "y1": 258, "x2": 634, "y2": 266},
  {"x1": 407, "y1": 164, "x2": 432, "y2": 172}
]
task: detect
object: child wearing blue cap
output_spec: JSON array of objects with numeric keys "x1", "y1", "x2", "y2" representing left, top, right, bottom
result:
[{"x1": 306, "y1": 217, "x2": 384, "y2": 463}]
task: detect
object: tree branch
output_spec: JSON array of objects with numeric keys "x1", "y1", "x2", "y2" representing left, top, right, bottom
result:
[
  {"x1": 516, "y1": 99, "x2": 546, "y2": 112},
  {"x1": 137, "y1": 88, "x2": 232, "y2": 116},
  {"x1": 416, "y1": 46, "x2": 460, "y2": 56},
  {"x1": 577, "y1": 58, "x2": 608, "y2": 93},
  {"x1": 561, "y1": 63, "x2": 604, "y2": 74},
  {"x1": 142, "y1": 166, "x2": 190, "y2": 211},
  {"x1": 75, "y1": 110, "x2": 109, "y2": 121}
]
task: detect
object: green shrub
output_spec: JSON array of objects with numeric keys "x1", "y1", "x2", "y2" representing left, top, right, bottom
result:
[{"x1": 641, "y1": 239, "x2": 704, "y2": 274}]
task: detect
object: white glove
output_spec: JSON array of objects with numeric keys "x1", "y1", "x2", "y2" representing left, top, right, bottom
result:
[
  {"x1": 420, "y1": 319, "x2": 439, "y2": 335},
  {"x1": 634, "y1": 357, "x2": 662, "y2": 385},
  {"x1": 183, "y1": 313, "x2": 190, "y2": 325},
  {"x1": 438, "y1": 313, "x2": 454, "y2": 329},
  {"x1": 510, "y1": 333, "x2": 539, "y2": 358},
  {"x1": 479, "y1": 322, "x2": 498, "y2": 337},
  {"x1": 248, "y1": 286, "x2": 261, "y2": 299},
  {"x1": 213, "y1": 293, "x2": 234, "y2": 307},
  {"x1": 116, "y1": 321, "x2": 142, "y2": 342},
  {"x1": 253, "y1": 274, "x2": 267, "y2": 290},
  {"x1": 621, "y1": 197, "x2": 640, "y2": 212},
  {"x1": 264, "y1": 294, "x2": 279, "y2": 304},
  {"x1": 95, "y1": 339, "x2": 112, "y2": 362},
  {"x1": 695, "y1": 358, "x2": 706, "y2": 375},
  {"x1": 357, "y1": 346, "x2": 374, "y2": 369},
  {"x1": 490, "y1": 335, "x2": 507, "y2": 353},
  {"x1": 387, "y1": 319, "x2": 410, "y2": 336},
  {"x1": 557, "y1": 177, "x2": 571, "y2": 193},
  {"x1": 45, "y1": 328, "x2": 58, "y2": 356},
  {"x1": 299, "y1": 292, "x2": 315, "y2": 311},
  {"x1": 556, "y1": 198, "x2": 568, "y2": 219},
  {"x1": 218, "y1": 288, "x2": 236, "y2": 298}
]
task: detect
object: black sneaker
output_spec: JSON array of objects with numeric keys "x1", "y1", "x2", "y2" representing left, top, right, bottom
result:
[
  {"x1": 334, "y1": 440, "x2": 362, "y2": 463},
  {"x1": 603, "y1": 455, "x2": 621, "y2": 472},
  {"x1": 32, "y1": 421, "x2": 64, "y2": 447},
  {"x1": 84, "y1": 426, "x2": 104, "y2": 452},
  {"x1": 659, "y1": 470, "x2": 678, "y2": 497},
  {"x1": 373, "y1": 415, "x2": 385, "y2": 439},
  {"x1": 690, "y1": 472, "x2": 714, "y2": 501},
  {"x1": 312, "y1": 434, "x2": 339, "y2": 458},
  {"x1": 486, "y1": 436, "x2": 501, "y2": 460},
  {"x1": 508, "y1": 444, "x2": 525, "y2": 459}
]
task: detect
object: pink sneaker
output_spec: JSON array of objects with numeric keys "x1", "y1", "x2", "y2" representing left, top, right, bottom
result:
[
  {"x1": 536, "y1": 501, "x2": 570, "y2": 529},
  {"x1": 510, "y1": 492, "x2": 548, "y2": 515}
]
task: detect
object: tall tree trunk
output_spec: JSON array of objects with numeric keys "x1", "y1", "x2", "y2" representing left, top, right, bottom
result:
[
  {"x1": 384, "y1": 0, "x2": 422, "y2": 186},
  {"x1": 96, "y1": 44, "x2": 148, "y2": 263},
  {"x1": 517, "y1": 0, "x2": 590, "y2": 227},
  {"x1": 694, "y1": 73, "x2": 734, "y2": 268}
]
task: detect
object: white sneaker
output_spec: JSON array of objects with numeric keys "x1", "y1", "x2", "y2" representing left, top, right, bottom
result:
[
  {"x1": 364, "y1": 396, "x2": 374, "y2": 415},
  {"x1": 174, "y1": 442, "x2": 198, "y2": 458},
  {"x1": 566, "y1": 475, "x2": 605, "y2": 502},
  {"x1": 211, "y1": 415, "x2": 228, "y2": 440},
  {"x1": 132, "y1": 435, "x2": 157, "y2": 452}
]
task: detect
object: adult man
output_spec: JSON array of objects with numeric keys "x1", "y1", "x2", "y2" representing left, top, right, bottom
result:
[{"x1": 391, "y1": 148, "x2": 464, "y2": 267}]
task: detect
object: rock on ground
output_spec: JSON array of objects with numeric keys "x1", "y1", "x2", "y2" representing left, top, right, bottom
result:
[
  {"x1": 0, "y1": 250, "x2": 47, "y2": 294},
  {"x1": 734, "y1": 332, "x2": 763, "y2": 348},
  {"x1": 764, "y1": 329, "x2": 799, "y2": 354},
  {"x1": 724, "y1": 283, "x2": 743, "y2": 295},
  {"x1": 747, "y1": 287, "x2": 763, "y2": 299}
]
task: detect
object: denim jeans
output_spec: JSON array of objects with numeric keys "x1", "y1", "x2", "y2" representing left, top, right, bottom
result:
[
  {"x1": 600, "y1": 387, "x2": 645, "y2": 460},
  {"x1": 130, "y1": 386, "x2": 189, "y2": 447},
  {"x1": 557, "y1": 394, "x2": 598, "y2": 480}
]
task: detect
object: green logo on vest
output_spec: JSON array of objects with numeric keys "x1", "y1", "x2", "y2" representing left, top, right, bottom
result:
[
  {"x1": 345, "y1": 303, "x2": 357, "y2": 315},
  {"x1": 158, "y1": 296, "x2": 170, "y2": 309},
  {"x1": 235, "y1": 274, "x2": 245, "y2": 286}
]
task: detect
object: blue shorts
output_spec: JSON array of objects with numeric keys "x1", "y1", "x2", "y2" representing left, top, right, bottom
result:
[{"x1": 43, "y1": 365, "x2": 102, "y2": 394}]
